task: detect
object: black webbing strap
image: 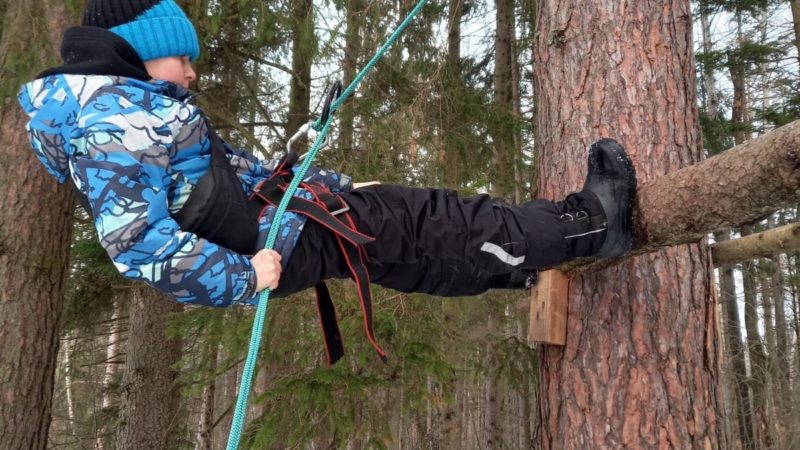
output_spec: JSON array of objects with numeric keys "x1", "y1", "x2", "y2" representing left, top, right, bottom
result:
[
  {"x1": 252, "y1": 179, "x2": 374, "y2": 247},
  {"x1": 251, "y1": 177, "x2": 387, "y2": 365},
  {"x1": 313, "y1": 282, "x2": 345, "y2": 365}
]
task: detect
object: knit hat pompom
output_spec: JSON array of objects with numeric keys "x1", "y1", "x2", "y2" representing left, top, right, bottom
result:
[{"x1": 82, "y1": 0, "x2": 200, "y2": 62}]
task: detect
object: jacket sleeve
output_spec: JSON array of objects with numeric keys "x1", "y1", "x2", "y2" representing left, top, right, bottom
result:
[
  {"x1": 75, "y1": 108, "x2": 258, "y2": 307},
  {"x1": 224, "y1": 141, "x2": 353, "y2": 193}
]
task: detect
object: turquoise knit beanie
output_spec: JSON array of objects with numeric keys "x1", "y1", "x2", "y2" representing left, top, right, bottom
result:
[{"x1": 82, "y1": 0, "x2": 200, "y2": 62}]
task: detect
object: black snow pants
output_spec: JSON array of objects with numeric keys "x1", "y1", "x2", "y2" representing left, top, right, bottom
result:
[{"x1": 272, "y1": 184, "x2": 578, "y2": 298}]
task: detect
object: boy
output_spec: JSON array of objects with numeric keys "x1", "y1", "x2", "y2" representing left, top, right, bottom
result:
[{"x1": 19, "y1": 0, "x2": 636, "y2": 363}]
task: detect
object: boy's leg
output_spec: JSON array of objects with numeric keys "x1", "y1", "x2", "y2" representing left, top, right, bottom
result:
[
  {"x1": 272, "y1": 219, "x2": 536, "y2": 298},
  {"x1": 338, "y1": 139, "x2": 636, "y2": 275},
  {"x1": 365, "y1": 259, "x2": 536, "y2": 297},
  {"x1": 340, "y1": 186, "x2": 575, "y2": 273}
]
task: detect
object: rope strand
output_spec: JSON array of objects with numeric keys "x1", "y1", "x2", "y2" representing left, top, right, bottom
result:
[{"x1": 226, "y1": 1, "x2": 429, "y2": 447}]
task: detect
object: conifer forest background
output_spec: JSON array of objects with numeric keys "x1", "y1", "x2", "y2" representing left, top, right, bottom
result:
[{"x1": 2, "y1": 0, "x2": 800, "y2": 448}]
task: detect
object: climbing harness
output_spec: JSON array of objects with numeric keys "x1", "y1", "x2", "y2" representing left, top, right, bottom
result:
[{"x1": 225, "y1": 0, "x2": 430, "y2": 448}]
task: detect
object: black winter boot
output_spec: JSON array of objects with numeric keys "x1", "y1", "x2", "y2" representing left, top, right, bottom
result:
[
  {"x1": 559, "y1": 138, "x2": 636, "y2": 260},
  {"x1": 583, "y1": 138, "x2": 637, "y2": 258}
]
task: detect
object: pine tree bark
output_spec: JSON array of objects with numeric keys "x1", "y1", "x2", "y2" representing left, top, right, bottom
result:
[
  {"x1": 115, "y1": 287, "x2": 183, "y2": 449},
  {"x1": 534, "y1": 1, "x2": 725, "y2": 447},
  {"x1": 0, "y1": 2, "x2": 74, "y2": 448}
]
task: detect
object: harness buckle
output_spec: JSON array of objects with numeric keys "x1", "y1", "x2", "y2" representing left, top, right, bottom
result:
[{"x1": 328, "y1": 203, "x2": 350, "y2": 216}]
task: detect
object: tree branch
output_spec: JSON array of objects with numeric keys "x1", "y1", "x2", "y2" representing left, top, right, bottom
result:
[
  {"x1": 559, "y1": 119, "x2": 800, "y2": 272},
  {"x1": 711, "y1": 222, "x2": 800, "y2": 267}
]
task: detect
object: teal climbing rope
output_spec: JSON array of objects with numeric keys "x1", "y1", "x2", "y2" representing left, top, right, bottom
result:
[{"x1": 225, "y1": 1, "x2": 429, "y2": 448}]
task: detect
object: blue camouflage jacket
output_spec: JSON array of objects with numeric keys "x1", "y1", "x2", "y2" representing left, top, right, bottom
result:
[{"x1": 18, "y1": 74, "x2": 352, "y2": 307}]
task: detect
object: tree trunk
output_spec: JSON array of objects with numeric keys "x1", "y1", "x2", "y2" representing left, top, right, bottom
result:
[
  {"x1": 741, "y1": 229, "x2": 771, "y2": 450},
  {"x1": 115, "y1": 287, "x2": 183, "y2": 449},
  {"x1": 716, "y1": 231, "x2": 754, "y2": 450},
  {"x1": 491, "y1": 0, "x2": 515, "y2": 199},
  {"x1": 0, "y1": 2, "x2": 75, "y2": 448},
  {"x1": 195, "y1": 341, "x2": 218, "y2": 450},
  {"x1": 484, "y1": 307, "x2": 505, "y2": 448},
  {"x1": 790, "y1": 0, "x2": 800, "y2": 68},
  {"x1": 339, "y1": 0, "x2": 363, "y2": 158},
  {"x1": 63, "y1": 331, "x2": 77, "y2": 440},
  {"x1": 97, "y1": 296, "x2": 124, "y2": 449},
  {"x1": 771, "y1": 253, "x2": 791, "y2": 414},
  {"x1": 286, "y1": 0, "x2": 314, "y2": 138},
  {"x1": 534, "y1": 1, "x2": 725, "y2": 447},
  {"x1": 438, "y1": 0, "x2": 464, "y2": 186}
]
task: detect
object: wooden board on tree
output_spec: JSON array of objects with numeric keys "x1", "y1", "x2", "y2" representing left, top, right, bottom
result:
[{"x1": 528, "y1": 270, "x2": 569, "y2": 346}]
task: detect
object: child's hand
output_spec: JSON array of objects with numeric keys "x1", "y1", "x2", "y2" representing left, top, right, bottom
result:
[
  {"x1": 250, "y1": 249, "x2": 282, "y2": 292},
  {"x1": 353, "y1": 181, "x2": 381, "y2": 189}
]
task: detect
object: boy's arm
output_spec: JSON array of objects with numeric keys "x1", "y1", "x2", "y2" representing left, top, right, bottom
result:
[{"x1": 75, "y1": 120, "x2": 258, "y2": 307}]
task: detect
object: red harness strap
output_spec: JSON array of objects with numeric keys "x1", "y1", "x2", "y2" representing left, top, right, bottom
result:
[{"x1": 250, "y1": 172, "x2": 387, "y2": 365}]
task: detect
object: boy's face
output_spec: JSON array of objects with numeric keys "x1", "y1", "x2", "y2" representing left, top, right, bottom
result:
[{"x1": 144, "y1": 56, "x2": 196, "y2": 88}]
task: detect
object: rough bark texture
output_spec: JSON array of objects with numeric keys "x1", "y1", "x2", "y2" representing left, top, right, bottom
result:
[
  {"x1": 114, "y1": 287, "x2": 182, "y2": 449},
  {"x1": 631, "y1": 119, "x2": 800, "y2": 251},
  {"x1": 534, "y1": 1, "x2": 725, "y2": 448},
  {"x1": 711, "y1": 223, "x2": 800, "y2": 266},
  {"x1": 0, "y1": 2, "x2": 74, "y2": 449}
]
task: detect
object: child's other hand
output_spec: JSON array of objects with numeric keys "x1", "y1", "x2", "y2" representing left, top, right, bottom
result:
[
  {"x1": 353, "y1": 181, "x2": 381, "y2": 189},
  {"x1": 250, "y1": 249, "x2": 282, "y2": 292}
]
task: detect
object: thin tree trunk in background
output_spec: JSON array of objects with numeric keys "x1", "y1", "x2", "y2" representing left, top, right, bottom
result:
[
  {"x1": 772, "y1": 253, "x2": 790, "y2": 405},
  {"x1": 339, "y1": 0, "x2": 363, "y2": 158},
  {"x1": 96, "y1": 297, "x2": 123, "y2": 449},
  {"x1": 758, "y1": 258, "x2": 780, "y2": 447},
  {"x1": 195, "y1": 341, "x2": 218, "y2": 450},
  {"x1": 742, "y1": 226, "x2": 771, "y2": 450},
  {"x1": 484, "y1": 308, "x2": 505, "y2": 448},
  {"x1": 701, "y1": 9, "x2": 720, "y2": 123},
  {"x1": 790, "y1": 1, "x2": 800, "y2": 67},
  {"x1": 716, "y1": 232, "x2": 754, "y2": 450},
  {"x1": 214, "y1": 349, "x2": 241, "y2": 446},
  {"x1": 702, "y1": 10, "x2": 746, "y2": 447},
  {"x1": 0, "y1": 1, "x2": 75, "y2": 448},
  {"x1": 517, "y1": 314, "x2": 534, "y2": 449},
  {"x1": 439, "y1": 0, "x2": 464, "y2": 186},
  {"x1": 63, "y1": 331, "x2": 77, "y2": 440},
  {"x1": 286, "y1": 0, "x2": 314, "y2": 137},
  {"x1": 115, "y1": 287, "x2": 183, "y2": 449},
  {"x1": 534, "y1": 1, "x2": 725, "y2": 447},
  {"x1": 492, "y1": 0, "x2": 515, "y2": 199},
  {"x1": 767, "y1": 216, "x2": 790, "y2": 446}
]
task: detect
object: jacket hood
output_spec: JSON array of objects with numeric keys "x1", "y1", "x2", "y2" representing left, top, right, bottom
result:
[
  {"x1": 18, "y1": 74, "x2": 194, "y2": 183},
  {"x1": 17, "y1": 25, "x2": 195, "y2": 183}
]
